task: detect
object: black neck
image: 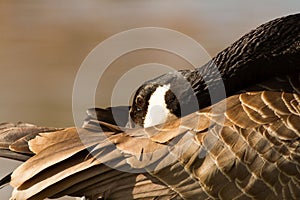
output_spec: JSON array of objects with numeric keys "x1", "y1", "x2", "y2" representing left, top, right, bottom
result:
[{"x1": 191, "y1": 13, "x2": 300, "y2": 107}]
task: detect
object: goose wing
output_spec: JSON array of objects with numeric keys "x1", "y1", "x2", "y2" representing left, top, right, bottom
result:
[
  {"x1": 5, "y1": 91, "x2": 300, "y2": 200},
  {"x1": 0, "y1": 107, "x2": 179, "y2": 199},
  {"x1": 116, "y1": 91, "x2": 300, "y2": 200},
  {"x1": 7, "y1": 129, "x2": 180, "y2": 200}
]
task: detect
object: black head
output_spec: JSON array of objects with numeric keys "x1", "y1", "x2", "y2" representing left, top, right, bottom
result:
[{"x1": 129, "y1": 70, "x2": 199, "y2": 128}]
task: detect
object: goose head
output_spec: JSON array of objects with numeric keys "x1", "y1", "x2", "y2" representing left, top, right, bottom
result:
[
  {"x1": 128, "y1": 70, "x2": 200, "y2": 128},
  {"x1": 129, "y1": 83, "x2": 174, "y2": 128}
]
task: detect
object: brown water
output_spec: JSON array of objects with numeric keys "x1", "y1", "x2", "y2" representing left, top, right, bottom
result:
[{"x1": 0, "y1": 1, "x2": 299, "y2": 199}]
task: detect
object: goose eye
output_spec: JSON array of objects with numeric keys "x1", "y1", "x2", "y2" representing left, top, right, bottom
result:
[{"x1": 136, "y1": 96, "x2": 144, "y2": 108}]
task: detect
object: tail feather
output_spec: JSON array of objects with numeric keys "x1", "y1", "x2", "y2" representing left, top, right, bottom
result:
[
  {"x1": 0, "y1": 172, "x2": 12, "y2": 189},
  {"x1": 0, "y1": 122, "x2": 63, "y2": 161},
  {"x1": 0, "y1": 149, "x2": 31, "y2": 161},
  {"x1": 83, "y1": 106, "x2": 130, "y2": 132}
]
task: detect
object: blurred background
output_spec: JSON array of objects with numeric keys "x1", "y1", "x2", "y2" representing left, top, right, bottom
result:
[{"x1": 0, "y1": 1, "x2": 299, "y2": 199}]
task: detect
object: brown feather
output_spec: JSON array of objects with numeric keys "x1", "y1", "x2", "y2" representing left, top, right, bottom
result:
[
  {"x1": 0, "y1": 91, "x2": 298, "y2": 200},
  {"x1": 1, "y1": 13, "x2": 300, "y2": 199}
]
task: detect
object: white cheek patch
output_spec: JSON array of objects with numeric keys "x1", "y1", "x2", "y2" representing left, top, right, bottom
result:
[{"x1": 143, "y1": 84, "x2": 171, "y2": 128}]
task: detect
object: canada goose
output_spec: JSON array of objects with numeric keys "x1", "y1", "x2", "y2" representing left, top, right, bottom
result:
[{"x1": 0, "y1": 13, "x2": 299, "y2": 200}]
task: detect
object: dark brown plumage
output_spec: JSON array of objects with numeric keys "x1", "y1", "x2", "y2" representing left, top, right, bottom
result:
[{"x1": 0, "y1": 13, "x2": 299, "y2": 200}]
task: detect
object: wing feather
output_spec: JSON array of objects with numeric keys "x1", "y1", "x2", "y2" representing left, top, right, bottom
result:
[{"x1": 2, "y1": 91, "x2": 299, "y2": 199}]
